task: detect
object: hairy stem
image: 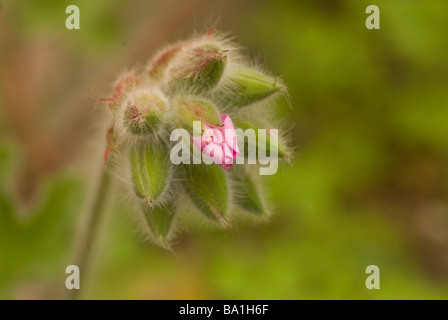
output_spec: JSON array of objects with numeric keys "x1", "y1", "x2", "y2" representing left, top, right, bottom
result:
[{"x1": 70, "y1": 167, "x2": 111, "y2": 300}]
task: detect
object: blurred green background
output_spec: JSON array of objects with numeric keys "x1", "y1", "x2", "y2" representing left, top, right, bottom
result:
[{"x1": 1, "y1": 0, "x2": 448, "y2": 299}]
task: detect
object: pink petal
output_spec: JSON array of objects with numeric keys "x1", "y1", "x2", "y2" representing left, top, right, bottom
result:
[
  {"x1": 203, "y1": 142, "x2": 224, "y2": 165},
  {"x1": 191, "y1": 113, "x2": 239, "y2": 169}
]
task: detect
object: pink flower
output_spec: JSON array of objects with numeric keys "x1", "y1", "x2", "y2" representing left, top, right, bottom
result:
[{"x1": 192, "y1": 114, "x2": 239, "y2": 169}]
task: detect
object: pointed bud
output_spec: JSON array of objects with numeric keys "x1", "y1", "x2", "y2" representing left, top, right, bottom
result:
[
  {"x1": 130, "y1": 143, "x2": 172, "y2": 204},
  {"x1": 106, "y1": 73, "x2": 140, "y2": 111},
  {"x1": 123, "y1": 90, "x2": 166, "y2": 135},
  {"x1": 218, "y1": 69, "x2": 282, "y2": 108},
  {"x1": 234, "y1": 118, "x2": 292, "y2": 162},
  {"x1": 141, "y1": 198, "x2": 176, "y2": 245},
  {"x1": 148, "y1": 43, "x2": 184, "y2": 80},
  {"x1": 169, "y1": 44, "x2": 227, "y2": 93},
  {"x1": 232, "y1": 168, "x2": 269, "y2": 215},
  {"x1": 182, "y1": 163, "x2": 229, "y2": 225},
  {"x1": 176, "y1": 97, "x2": 222, "y2": 135}
]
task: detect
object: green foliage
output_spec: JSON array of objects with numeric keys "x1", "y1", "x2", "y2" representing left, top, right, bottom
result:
[{"x1": 0, "y1": 144, "x2": 83, "y2": 298}]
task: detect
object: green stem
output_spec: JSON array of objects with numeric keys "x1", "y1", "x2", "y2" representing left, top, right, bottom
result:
[{"x1": 70, "y1": 167, "x2": 111, "y2": 300}]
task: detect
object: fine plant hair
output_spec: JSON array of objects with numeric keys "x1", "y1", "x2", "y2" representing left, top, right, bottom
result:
[{"x1": 99, "y1": 29, "x2": 293, "y2": 248}]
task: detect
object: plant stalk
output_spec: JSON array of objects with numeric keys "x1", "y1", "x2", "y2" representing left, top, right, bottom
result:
[{"x1": 70, "y1": 166, "x2": 111, "y2": 300}]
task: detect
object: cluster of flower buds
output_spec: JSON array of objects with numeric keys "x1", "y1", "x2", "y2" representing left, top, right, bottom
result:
[{"x1": 103, "y1": 30, "x2": 292, "y2": 247}]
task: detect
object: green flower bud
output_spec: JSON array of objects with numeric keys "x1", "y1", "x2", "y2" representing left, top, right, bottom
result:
[
  {"x1": 130, "y1": 143, "x2": 171, "y2": 204},
  {"x1": 182, "y1": 163, "x2": 229, "y2": 225},
  {"x1": 219, "y1": 69, "x2": 282, "y2": 108},
  {"x1": 123, "y1": 91, "x2": 166, "y2": 135},
  {"x1": 232, "y1": 168, "x2": 268, "y2": 215},
  {"x1": 176, "y1": 97, "x2": 222, "y2": 135},
  {"x1": 141, "y1": 199, "x2": 176, "y2": 245},
  {"x1": 234, "y1": 118, "x2": 291, "y2": 162},
  {"x1": 169, "y1": 44, "x2": 227, "y2": 93}
]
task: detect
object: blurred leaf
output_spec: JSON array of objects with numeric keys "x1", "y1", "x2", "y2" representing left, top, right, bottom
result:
[{"x1": 0, "y1": 143, "x2": 83, "y2": 297}]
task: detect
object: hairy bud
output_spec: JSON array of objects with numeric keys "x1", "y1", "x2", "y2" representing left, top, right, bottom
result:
[
  {"x1": 232, "y1": 168, "x2": 269, "y2": 215},
  {"x1": 168, "y1": 44, "x2": 227, "y2": 93},
  {"x1": 148, "y1": 43, "x2": 184, "y2": 81},
  {"x1": 122, "y1": 90, "x2": 167, "y2": 135},
  {"x1": 130, "y1": 143, "x2": 172, "y2": 204},
  {"x1": 141, "y1": 198, "x2": 177, "y2": 245},
  {"x1": 102, "y1": 30, "x2": 292, "y2": 248},
  {"x1": 182, "y1": 163, "x2": 229, "y2": 225},
  {"x1": 235, "y1": 118, "x2": 291, "y2": 162},
  {"x1": 218, "y1": 69, "x2": 282, "y2": 108},
  {"x1": 107, "y1": 73, "x2": 140, "y2": 111},
  {"x1": 176, "y1": 97, "x2": 222, "y2": 135}
]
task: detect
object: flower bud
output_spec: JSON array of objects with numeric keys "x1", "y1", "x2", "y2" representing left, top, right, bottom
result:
[
  {"x1": 192, "y1": 114, "x2": 239, "y2": 169},
  {"x1": 123, "y1": 90, "x2": 166, "y2": 135},
  {"x1": 141, "y1": 199, "x2": 176, "y2": 245},
  {"x1": 106, "y1": 73, "x2": 140, "y2": 111},
  {"x1": 234, "y1": 118, "x2": 291, "y2": 162},
  {"x1": 232, "y1": 168, "x2": 269, "y2": 215},
  {"x1": 182, "y1": 163, "x2": 229, "y2": 225},
  {"x1": 148, "y1": 43, "x2": 184, "y2": 81},
  {"x1": 218, "y1": 69, "x2": 282, "y2": 108},
  {"x1": 176, "y1": 97, "x2": 222, "y2": 135},
  {"x1": 168, "y1": 44, "x2": 227, "y2": 93},
  {"x1": 130, "y1": 143, "x2": 171, "y2": 204}
]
